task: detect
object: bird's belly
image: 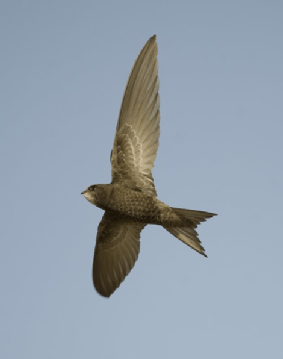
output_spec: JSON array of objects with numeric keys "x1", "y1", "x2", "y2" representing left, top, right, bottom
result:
[{"x1": 102, "y1": 186, "x2": 180, "y2": 225}]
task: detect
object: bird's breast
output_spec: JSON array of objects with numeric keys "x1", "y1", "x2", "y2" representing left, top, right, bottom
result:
[
  {"x1": 99, "y1": 185, "x2": 160, "y2": 223},
  {"x1": 99, "y1": 184, "x2": 180, "y2": 225}
]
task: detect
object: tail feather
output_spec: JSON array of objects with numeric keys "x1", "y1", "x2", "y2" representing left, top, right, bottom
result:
[
  {"x1": 163, "y1": 209, "x2": 217, "y2": 257},
  {"x1": 172, "y1": 208, "x2": 217, "y2": 227}
]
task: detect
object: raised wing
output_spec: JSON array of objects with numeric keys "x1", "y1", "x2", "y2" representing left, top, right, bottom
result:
[
  {"x1": 92, "y1": 212, "x2": 146, "y2": 297},
  {"x1": 111, "y1": 35, "x2": 160, "y2": 197}
]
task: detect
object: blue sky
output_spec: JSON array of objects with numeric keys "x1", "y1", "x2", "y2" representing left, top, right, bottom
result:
[{"x1": 1, "y1": 1, "x2": 283, "y2": 358}]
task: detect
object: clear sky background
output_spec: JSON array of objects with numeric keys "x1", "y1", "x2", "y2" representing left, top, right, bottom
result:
[{"x1": 1, "y1": 1, "x2": 283, "y2": 358}]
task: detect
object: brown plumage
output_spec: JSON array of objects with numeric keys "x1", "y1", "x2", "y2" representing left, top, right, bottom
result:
[{"x1": 82, "y1": 35, "x2": 216, "y2": 298}]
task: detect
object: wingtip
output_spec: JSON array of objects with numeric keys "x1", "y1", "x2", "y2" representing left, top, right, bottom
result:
[
  {"x1": 205, "y1": 212, "x2": 218, "y2": 218},
  {"x1": 149, "y1": 34, "x2": 157, "y2": 43}
]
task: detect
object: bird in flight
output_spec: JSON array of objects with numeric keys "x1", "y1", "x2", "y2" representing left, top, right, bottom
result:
[{"x1": 82, "y1": 35, "x2": 216, "y2": 297}]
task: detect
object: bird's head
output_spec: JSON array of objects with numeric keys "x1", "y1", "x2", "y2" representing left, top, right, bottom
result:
[{"x1": 81, "y1": 185, "x2": 99, "y2": 205}]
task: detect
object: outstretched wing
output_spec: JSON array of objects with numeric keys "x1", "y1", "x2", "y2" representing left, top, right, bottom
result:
[
  {"x1": 111, "y1": 35, "x2": 160, "y2": 197},
  {"x1": 93, "y1": 213, "x2": 146, "y2": 297}
]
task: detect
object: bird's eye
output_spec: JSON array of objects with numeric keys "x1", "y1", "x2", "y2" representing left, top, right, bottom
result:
[{"x1": 89, "y1": 185, "x2": 96, "y2": 191}]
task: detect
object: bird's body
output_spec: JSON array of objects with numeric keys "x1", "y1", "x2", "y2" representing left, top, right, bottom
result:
[
  {"x1": 84, "y1": 183, "x2": 181, "y2": 225},
  {"x1": 82, "y1": 35, "x2": 217, "y2": 297}
]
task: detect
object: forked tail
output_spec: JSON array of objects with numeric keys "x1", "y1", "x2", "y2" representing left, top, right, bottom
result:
[{"x1": 163, "y1": 208, "x2": 217, "y2": 257}]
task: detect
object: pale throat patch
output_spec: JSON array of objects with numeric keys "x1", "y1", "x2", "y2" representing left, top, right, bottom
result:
[{"x1": 83, "y1": 191, "x2": 95, "y2": 204}]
